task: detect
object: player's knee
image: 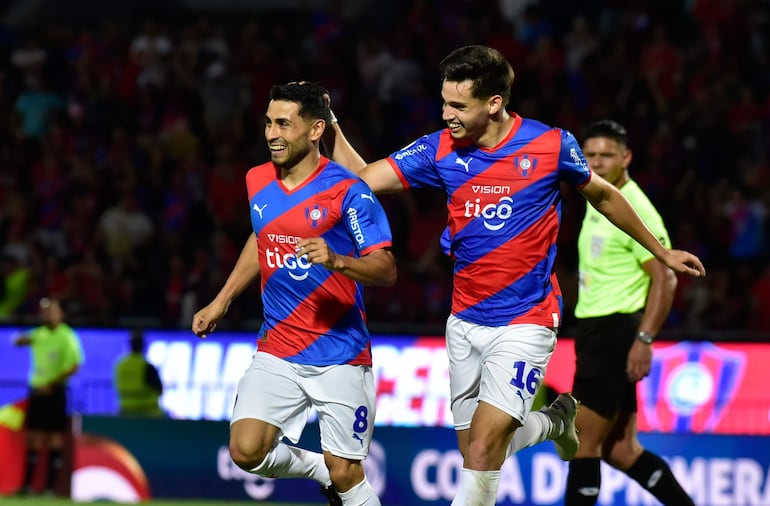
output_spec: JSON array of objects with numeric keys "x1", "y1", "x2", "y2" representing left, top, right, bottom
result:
[
  {"x1": 604, "y1": 439, "x2": 643, "y2": 470},
  {"x1": 229, "y1": 439, "x2": 270, "y2": 471},
  {"x1": 465, "y1": 436, "x2": 507, "y2": 470},
  {"x1": 325, "y1": 455, "x2": 364, "y2": 492}
]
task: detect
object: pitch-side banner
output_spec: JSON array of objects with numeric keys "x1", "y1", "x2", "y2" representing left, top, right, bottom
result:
[
  {"x1": 1, "y1": 327, "x2": 770, "y2": 433},
  {"x1": 75, "y1": 417, "x2": 770, "y2": 505}
]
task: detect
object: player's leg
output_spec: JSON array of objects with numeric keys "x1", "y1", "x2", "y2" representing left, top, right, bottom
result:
[
  {"x1": 483, "y1": 324, "x2": 571, "y2": 459},
  {"x1": 20, "y1": 429, "x2": 42, "y2": 494},
  {"x1": 449, "y1": 321, "x2": 558, "y2": 506},
  {"x1": 229, "y1": 352, "x2": 330, "y2": 486},
  {"x1": 451, "y1": 401, "x2": 517, "y2": 506},
  {"x1": 446, "y1": 314, "x2": 483, "y2": 459},
  {"x1": 446, "y1": 315, "x2": 510, "y2": 506},
  {"x1": 312, "y1": 363, "x2": 380, "y2": 505},
  {"x1": 605, "y1": 412, "x2": 695, "y2": 505},
  {"x1": 566, "y1": 313, "x2": 638, "y2": 506},
  {"x1": 21, "y1": 388, "x2": 58, "y2": 494},
  {"x1": 565, "y1": 402, "x2": 618, "y2": 505},
  {"x1": 44, "y1": 385, "x2": 70, "y2": 494},
  {"x1": 506, "y1": 391, "x2": 579, "y2": 459}
]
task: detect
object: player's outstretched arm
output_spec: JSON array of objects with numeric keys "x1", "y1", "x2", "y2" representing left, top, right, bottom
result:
[
  {"x1": 579, "y1": 175, "x2": 706, "y2": 277},
  {"x1": 296, "y1": 238, "x2": 396, "y2": 286},
  {"x1": 192, "y1": 233, "x2": 261, "y2": 338}
]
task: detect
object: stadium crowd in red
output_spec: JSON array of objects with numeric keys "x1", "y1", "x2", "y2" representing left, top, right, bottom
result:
[{"x1": 0, "y1": 0, "x2": 768, "y2": 336}]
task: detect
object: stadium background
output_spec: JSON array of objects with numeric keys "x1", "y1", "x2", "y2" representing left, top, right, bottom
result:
[{"x1": 1, "y1": 0, "x2": 769, "y2": 504}]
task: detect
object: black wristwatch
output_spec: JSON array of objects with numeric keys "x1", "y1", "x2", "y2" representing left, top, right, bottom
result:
[{"x1": 636, "y1": 331, "x2": 655, "y2": 345}]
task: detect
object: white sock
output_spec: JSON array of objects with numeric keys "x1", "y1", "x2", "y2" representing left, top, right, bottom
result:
[
  {"x1": 250, "y1": 443, "x2": 331, "y2": 485},
  {"x1": 451, "y1": 468, "x2": 500, "y2": 506},
  {"x1": 506, "y1": 411, "x2": 560, "y2": 458},
  {"x1": 338, "y1": 477, "x2": 381, "y2": 506}
]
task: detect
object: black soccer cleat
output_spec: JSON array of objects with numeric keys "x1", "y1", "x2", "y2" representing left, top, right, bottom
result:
[{"x1": 320, "y1": 484, "x2": 342, "y2": 505}]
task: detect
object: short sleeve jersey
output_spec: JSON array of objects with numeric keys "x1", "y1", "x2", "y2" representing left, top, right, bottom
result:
[
  {"x1": 386, "y1": 114, "x2": 591, "y2": 327},
  {"x1": 246, "y1": 156, "x2": 392, "y2": 366},
  {"x1": 575, "y1": 179, "x2": 671, "y2": 318},
  {"x1": 28, "y1": 323, "x2": 84, "y2": 388}
]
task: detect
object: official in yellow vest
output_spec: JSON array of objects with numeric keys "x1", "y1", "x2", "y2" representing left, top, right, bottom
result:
[
  {"x1": 14, "y1": 297, "x2": 84, "y2": 495},
  {"x1": 114, "y1": 329, "x2": 164, "y2": 417}
]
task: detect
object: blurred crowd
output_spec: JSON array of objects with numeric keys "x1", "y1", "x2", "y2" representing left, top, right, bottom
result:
[{"x1": 0, "y1": 0, "x2": 769, "y2": 336}]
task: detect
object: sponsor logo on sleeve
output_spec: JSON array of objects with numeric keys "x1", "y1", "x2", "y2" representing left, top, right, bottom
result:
[{"x1": 348, "y1": 207, "x2": 366, "y2": 245}]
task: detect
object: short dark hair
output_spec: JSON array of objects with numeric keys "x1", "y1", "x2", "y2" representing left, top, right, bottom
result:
[
  {"x1": 269, "y1": 82, "x2": 332, "y2": 123},
  {"x1": 439, "y1": 45, "x2": 515, "y2": 106},
  {"x1": 583, "y1": 120, "x2": 628, "y2": 146}
]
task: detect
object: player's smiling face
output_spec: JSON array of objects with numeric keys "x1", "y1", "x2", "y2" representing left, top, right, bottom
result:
[
  {"x1": 582, "y1": 136, "x2": 631, "y2": 188},
  {"x1": 441, "y1": 80, "x2": 492, "y2": 140},
  {"x1": 265, "y1": 99, "x2": 315, "y2": 169}
]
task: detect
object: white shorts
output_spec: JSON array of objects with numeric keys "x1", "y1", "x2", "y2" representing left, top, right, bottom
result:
[
  {"x1": 231, "y1": 351, "x2": 376, "y2": 460},
  {"x1": 446, "y1": 314, "x2": 557, "y2": 430}
]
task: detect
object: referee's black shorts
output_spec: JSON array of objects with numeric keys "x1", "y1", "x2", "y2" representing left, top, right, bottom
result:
[
  {"x1": 26, "y1": 385, "x2": 69, "y2": 432},
  {"x1": 571, "y1": 312, "x2": 642, "y2": 419}
]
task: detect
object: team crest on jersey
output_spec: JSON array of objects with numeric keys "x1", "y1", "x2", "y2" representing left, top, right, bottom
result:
[
  {"x1": 513, "y1": 155, "x2": 538, "y2": 177},
  {"x1": 305, "y1": 204, "x2": 328, "y2": 228}
]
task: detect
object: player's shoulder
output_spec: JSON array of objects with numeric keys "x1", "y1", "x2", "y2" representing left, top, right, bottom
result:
[
  {"x1": 520, "y1": 115, "x2": 556, "y2": 131},
  {"x1": 394, "y1": 130, "x2": 445, "y2": 156},
  {"x1": 323, "y1": 158, "x2": 357, "y2": 176},
  {"x1": 517, "y1": 115, "x2": 570, "y2": 140},
  {"x1": 317, "y1": 159, "x2": 366, "y2": 194},
  {"x1": 245, "y1": 161, "x2": 275, "y2": 184},
  {"x1": 319, "y1": 158, "x2": 360, "y2": 183},
  {"x1": 247, "y1": 160, "x2": 273, "y2": 174}
]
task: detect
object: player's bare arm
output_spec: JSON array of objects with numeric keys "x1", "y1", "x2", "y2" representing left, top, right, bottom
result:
[
  {"x1": 192, "y1": 233, "x2": 261, "y2": 338},
  {"x1": 296, "y1": 237, "x2": 396, "y2": 285},
  {"x1": 578, "y1": 175, "x2": 706, "y2": 277},
  {"x1": 626, "y1": 258, "x2": 677, "y2": 381}
]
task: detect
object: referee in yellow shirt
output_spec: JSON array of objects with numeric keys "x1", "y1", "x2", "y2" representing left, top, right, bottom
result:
[
  {"x1": 14, "y1": 297, "x2": 84, "y2": 496},
  {"x1": 564, "y1": 121, "x2": 694, "y2": 505}
]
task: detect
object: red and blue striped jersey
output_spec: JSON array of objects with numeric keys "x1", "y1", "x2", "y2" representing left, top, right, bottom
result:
[
  {"x1": 386, "y1": 114, "x2": 591, "y2": 328},
  {"x1": 245, "y1": 156, "x2": 392, "y2": 366}
]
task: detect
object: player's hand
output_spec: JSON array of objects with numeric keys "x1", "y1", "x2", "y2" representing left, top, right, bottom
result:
[
  {"x1": 296, "y1": 238, "x2": 341, "y2": 271},
  {"x1": 661, "y1": 249, "x2": 706, "y2": 277},
  {"x1": 192, "y1": 300, "x2": 228, "y2": 339},
  {"x1": 626, "y1": 340, "x2": 653, "y2": 382}
]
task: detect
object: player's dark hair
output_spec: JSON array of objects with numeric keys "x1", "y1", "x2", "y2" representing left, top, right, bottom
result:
[
  {"x1": 583, "y1": 120, "x2": 628, "y2": 146},
  {"x1": 439, "y1": 45, "x2": 514, "y2": 106},
  {"x1": 269, "y1": 82, "x2": 332, "y2": 123}
]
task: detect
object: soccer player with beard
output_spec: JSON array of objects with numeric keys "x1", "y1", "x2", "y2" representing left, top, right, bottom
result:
[
  {"x1": 192, "y1": 82, "x2": 395, "y2": 506},
  {"x1": 323, "y1": 45, "x2": 705, "y2": 505}
]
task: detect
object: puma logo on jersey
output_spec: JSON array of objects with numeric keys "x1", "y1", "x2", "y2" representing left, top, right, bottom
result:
[
  {"x1": 455, "y1": 156, "x2": 473, "y2": 172},
  {"x1": 253, "y1": 203, "x2": 268, "y2": 219},
  {"x1": 352, "y1": 433, "x2": 365, "y2": 447},
  {"x1": 361, "y1": 192, "x2": 374, "y2": 202}
]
